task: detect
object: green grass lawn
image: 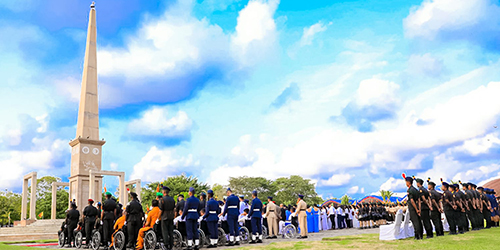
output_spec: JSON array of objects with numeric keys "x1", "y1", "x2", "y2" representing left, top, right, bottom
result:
[
  {"x1": 237, "y1": 227, "x2": 500, "y2": 250},
  {"x1": 0, "y1": 239, "x2": 57, "y2": 250}
]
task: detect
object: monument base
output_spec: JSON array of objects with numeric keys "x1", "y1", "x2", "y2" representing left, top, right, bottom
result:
[{"x1": 13, "y1": 219, "x2": 36, "y2": 227}]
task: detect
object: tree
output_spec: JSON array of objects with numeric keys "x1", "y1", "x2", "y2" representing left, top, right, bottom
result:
[
  {"x1": 272, "y1": 175, "x2": 323, "y2": 206},
  {"x1": 211, "y1": 184, "x2": 226, "y2": 201},
  {"x1": 379, "y1": 190, "x2": 394, "y2": 202},
  {"x1": 228, "y1": 176, "x2": 276, "y2": 202},
  {"x1": 141, "y1": 174, "x2": 210, "y2": 210},
  {"x1": 29, "y1": 176, "x2": 69, "y2": 220},
  {"x1": 340, "y1": 194, "x2": 352, "y2": 206},
  {"x1": 0, "y1": 191, "x2": 22, "y2": 225}
]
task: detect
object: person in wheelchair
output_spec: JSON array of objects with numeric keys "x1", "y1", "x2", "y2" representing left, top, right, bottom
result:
[
  {"x1": 136, "y1": 199, "x2": 161, "y2": 250},
  {"x1": 109, "y1": 210, "x2": 127, "y2": 249},
  {"x1": 66, "y1": 202, "x2": 80, "y2": 247},
  {"x1": 174, "y1": 210, "x2": 187, "y2": 238}
]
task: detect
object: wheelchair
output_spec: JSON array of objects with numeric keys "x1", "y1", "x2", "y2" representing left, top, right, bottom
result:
[
  {"x1": 57, "y1": 229, "x2": 67, "y2": 248},
  {"x1": 238, "y1": 226, "x2": 250, "y2": 244},
  {"x1": 175, "y1": 221, "x2": 207, "y2": 249},
  {"x1": 74, "y1": 221, "x2": 86, "y2": 248},
  {"x1": 262, "y1": 225, "x2": 268, "y2": 237},
  {"x1": 282, "y1": 221, "x2": 297, "y2": 239},
  {"x1": 112, "y1": 225, "x2": 128, "y2": 250},
  {"x1": 90, "y1": 220, "x2": 104, "y2": 250},
  {"x1": 135, "y1": 221, "x2": 184, "y2": 250}
]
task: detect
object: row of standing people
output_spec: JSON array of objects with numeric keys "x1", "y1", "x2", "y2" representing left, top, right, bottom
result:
[{"x1": 405, "y1": 176, "x2": 499, "y2": 240}]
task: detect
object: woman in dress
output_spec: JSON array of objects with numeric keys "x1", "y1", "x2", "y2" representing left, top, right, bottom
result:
[
  {"x1": 306, "y1": 206, "x2": 313, "y2": 233},
  {"x1": 312, "y1": 205, "x2": 320, "y2": 232},
  {"x1": 321, "y1": 206, "x2": 329, "y2": 230}
]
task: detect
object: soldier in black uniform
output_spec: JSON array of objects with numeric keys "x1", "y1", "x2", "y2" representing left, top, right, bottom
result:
[
  {"x1": 83, "y1": 199, "x2": 98, "y2": 247},
  {"x1": 67, "y1": 202, "x2": 80, "y2": 247},
  {"x1": 470, "y1": 184, "x2": 483, "y2": 230},
  {"x1": 477, "y1": 187, "x2": 492, "y2": 229},
  {"x1": 441, "y1": 181, "x2": 457, "y2": 234},
  {"x1": 176, "y1": 194, "x2": 185, "y2": 216},
  {"x1": 406, "y1": 176, "x2": 423, "y2": 240},
  {"x1": 160, "y1": 186, "x2": 176, "y2": 250},
  {"x1": 102, "y1": 192, "x2": 117, "y2": 249},
  {"x1": 460, "y1": 182, "x2": 472, "y2": 231},
  {"x1": 427, "y1": 179, "x2": 444, "y2": 236},
  {"x1": 416, "y1": 178, "x2": 433, "y2": 238},
  {"x1": 452, "y1": 184, "x2": 465, "y2": 234},
  {"x1": 126, "y1": 192, "x2": 144, "y2": 248}
]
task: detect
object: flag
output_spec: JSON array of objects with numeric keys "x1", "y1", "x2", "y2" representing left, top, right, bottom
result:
[
  {"x1": 38, "y1": 212, "x2": 43, "y2": 218},
  {"x1": 156, "y1": 184, "x2": 160, "y2": 193},
  {"x1": 7, "y1": 212, "x2": 10, "y2": 220},
  {"x1": 104, "y1": 184, "x2": 107, "y2": 193}
]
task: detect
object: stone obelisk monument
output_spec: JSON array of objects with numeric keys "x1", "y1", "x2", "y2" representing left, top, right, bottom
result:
[{"x1": 68, "y1": 2, "x2": 105, "y2": 208}]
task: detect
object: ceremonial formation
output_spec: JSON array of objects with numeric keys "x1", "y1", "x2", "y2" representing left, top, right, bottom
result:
[
  {"x1": 399, "y1": 174, "x2": 499, "y2": 240},
  {"x1": 58, "y1": 186, "x2": 317, "y2": 249}
]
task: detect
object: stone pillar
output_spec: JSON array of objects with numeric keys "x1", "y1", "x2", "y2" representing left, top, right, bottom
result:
[
  {"x1": 51, "y1": 183, "x2": 57, "y2": 220},
  {"x1": 21, "y1": 178, "x2": 28, "y2": 220},
  {"x1": 29, "y1": 172, "x2": 37, "y2": 220},
  {"x1": 119, "y1": 174, "x2": 125, "y2": 205},
  {"x1": 136, "y1": 180, "x2": 142, "y2": 202},
  {"x1": 89, "y1": 170, "x2": 95, "y2": 201}
]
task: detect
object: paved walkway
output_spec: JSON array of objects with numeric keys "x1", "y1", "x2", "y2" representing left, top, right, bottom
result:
[{"x1": 21, "y1": 228, "x2": 379, "y2": 249}]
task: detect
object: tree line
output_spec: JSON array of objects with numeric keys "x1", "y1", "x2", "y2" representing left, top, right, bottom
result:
[{"x1": 0, "y1": 174, "x2": 323, "y2": 225}]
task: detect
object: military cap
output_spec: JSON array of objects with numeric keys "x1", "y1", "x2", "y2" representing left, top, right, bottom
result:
[
  {"x1": 239, "y1": 195, "x2": 244, "y2": 198},
  {"x1": 405, "y1": 177, "x2": 414, "y2": 183},
  {"x1": 105, "y1": 191, "x2": 112, "y2": 196},
  {"x1": 156, "y1": 192, "x2": 163, "y2": 197},
  {"x1": 462, "y1": 182, "x2": 469, "y2": 187},
  {"x1": 162, "y1": 186, "x2": 171, "y2": 191},
  {"x1": 189, "y1": 187, "x2": 195, "y2": 193},
  {"x1": 88, "y1": 199, "x2": 94, "y2": 203},
  {"x1": 298, "y1": 194, "x2": 304, "y2": 199},
  {"x1": 130, "y1": 192, "x2": 138, "y2": 198},
  {"x1": 252, "y1": 190, "x2": 258, "y2": 196},
  {"x1": 268, "y1": 196, "x2": 273, "y2": 200},
  {"x1": 477, "y1": 186, "x2": 484, "y2": 190},
  {"x1": 442, "y1": 182, "x2": 450, "y2": 188},
  {"x1": 415, "y1": 178, "x2": 424, "y2": 184},
  {"x1": 227, "y1": 188, "x2": 232, "y2": 192},
  {"x1": 207, "y1": 189, "x2": 214, "y2": 195},
  {"x1": 178, "y1": 194, "x2": 184, "y2": 198}
]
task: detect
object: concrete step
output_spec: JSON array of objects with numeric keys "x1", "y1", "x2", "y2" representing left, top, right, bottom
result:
[{"x1": 0, "y1": 233, "x2": 58, "y2": 242}]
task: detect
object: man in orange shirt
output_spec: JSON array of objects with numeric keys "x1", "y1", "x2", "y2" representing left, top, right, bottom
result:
[
  {"x1": 136, "y1": 199, "x2": 161, "y2": 250},
  {"x1": 110, "y1": 211, "x2": 127, "y2": 248}
]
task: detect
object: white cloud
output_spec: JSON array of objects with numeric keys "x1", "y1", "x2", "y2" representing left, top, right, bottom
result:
[
  {"x1": 97, "y1": 0, "x2": 279, "y2": 107},
  {"x1": 299, "y1": 21, "x2": 329, "y2": 47},
  {"x1": 128, "y1": 107, "x2": 192, "y2": 138},
  {"x1": 404, "y1": 0, "x2": 500, "y2": 48},
  {"x1": 452, "y1": 164, "x2": 500, "y2": 183},
  {"x1": 380, "y1": 177, "x2": 407, "y2": 192},
  {"x1": 320, "y1": 173, "x2": 354, "y2": 187},
  {"x1": 408, "y1": 53, "x2": 445, "y2": 77},
  {"x1": 130, "y1": 146, "x2": 199, "y2": 182},
  {"x1": 450, "y1": 133, "x2": 500, "y2": 156},
  {"x1": 355, "y1": 78, "x2": 400, "y2": 108},
  {"x1": 347, "y1": 186, "x2": 365, "y2": 194}
]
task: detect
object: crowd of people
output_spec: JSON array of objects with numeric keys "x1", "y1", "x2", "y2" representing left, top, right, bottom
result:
[
  {"x1": 60, "y1": 177, "x2": 500, "y2": 249},
  {"x1": 403, "y1": 176, "x2": 499, "y2": 240}
]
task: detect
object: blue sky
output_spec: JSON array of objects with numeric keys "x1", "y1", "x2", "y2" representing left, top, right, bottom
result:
[{"x1": 1, "y1": 0, "x2": 500, "y2": 199}]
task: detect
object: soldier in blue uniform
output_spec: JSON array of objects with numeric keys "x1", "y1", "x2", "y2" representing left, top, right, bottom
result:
[
  {"x1": 182, "y1": 187, "x2": 201, "y2": 250},
  {"x1": 222, "y1": 188, "x2": 240, "y2": 246},
  {"x1": 248, "y1": 190, "x2": 263, "y2": 244},
  {"x1": 203, "y1": 190, "x2": 220, "y2": 248}
]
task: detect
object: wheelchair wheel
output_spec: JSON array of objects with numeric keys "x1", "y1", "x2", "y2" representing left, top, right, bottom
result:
[
  {"x1": 75, "y1": 231, "x2": 83, "y2": 248},
  {"x1": 262, "y1": 225, "x2": 268, "y2": 237},
  {"x1": 239, "y1": 227, "x2": 250, "y2": 244},
  {"x1": 217, "y1": 228, "x2": 226, "y2": 246},
  {"x1": 91, "y1": 231, "x2": 101, "y2": 250},
  {"x1": 173, "y1": 229, "x2": 183, "y2": 250},
  {"x1": 144, "y1": 230, "x2": 157, "y2": 250},
  {"x1": 197, "y1": 229, "x2": 205, "y2": 248},
  {"x1": 283, "y1": 224, "x2": 297, "y2": 239},
  {"x1": 58, "y1": 231, "x2": 66, "y2": 248},
  {"x1": 113, "y1": 230, "x2": 126, "y2": 250}
]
